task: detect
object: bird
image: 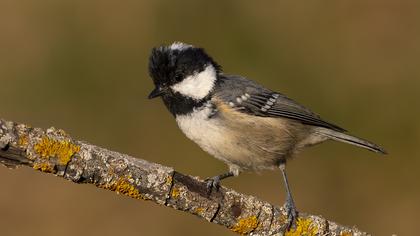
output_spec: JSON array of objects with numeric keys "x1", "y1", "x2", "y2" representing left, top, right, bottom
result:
[{"x1": 147, "y1": 42, "x2": 386, "y2": 227}]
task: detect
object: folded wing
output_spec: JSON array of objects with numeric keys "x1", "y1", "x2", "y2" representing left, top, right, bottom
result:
[{"x1": 215, "y1": 75, "x2": 346, "y2": 132}]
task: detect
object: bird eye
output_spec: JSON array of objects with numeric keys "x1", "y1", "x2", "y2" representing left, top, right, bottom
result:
[{"x1": 174, "y1": 73, "x2": 183, "y2": 81}]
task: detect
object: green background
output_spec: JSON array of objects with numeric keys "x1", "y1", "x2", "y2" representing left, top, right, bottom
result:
[{"x1": 1, "y1": 0, "x2": 418, "y2": 235}]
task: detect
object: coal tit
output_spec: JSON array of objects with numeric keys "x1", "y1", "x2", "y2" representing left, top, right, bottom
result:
[{"x1": 148, "y1": 42, "x2": 386, "y2": 226}]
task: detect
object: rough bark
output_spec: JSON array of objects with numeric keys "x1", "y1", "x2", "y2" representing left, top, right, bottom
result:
[{"x1": 0, "y1": 118, "x2": 369, "y2": 236}]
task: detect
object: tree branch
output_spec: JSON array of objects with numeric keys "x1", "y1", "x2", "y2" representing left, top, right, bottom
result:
[{"x1": 0, "y1": 118, "x2": 368, "y2": 236}]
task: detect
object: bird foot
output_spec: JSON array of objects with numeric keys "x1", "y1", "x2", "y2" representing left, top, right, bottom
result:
[
  {"x1": 283, "y1": 197, "x2": 298, "y2": 230},
  {"x1": 205, "y1": 175, "x2": 221, "y2": 194}
]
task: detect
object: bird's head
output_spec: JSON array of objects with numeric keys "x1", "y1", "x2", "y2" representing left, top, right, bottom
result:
[{"x1": 148, "y1": 42, "x2": 221, "y2": 102}]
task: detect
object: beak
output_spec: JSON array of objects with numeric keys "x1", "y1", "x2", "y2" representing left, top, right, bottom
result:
[{"x1": 148, "y1": 87, "x2": 165, "y2": 99}]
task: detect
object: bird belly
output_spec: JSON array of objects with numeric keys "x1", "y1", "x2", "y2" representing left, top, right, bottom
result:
[{"x1": 176, "y1": 106, "x2": 310, "y2": 172}]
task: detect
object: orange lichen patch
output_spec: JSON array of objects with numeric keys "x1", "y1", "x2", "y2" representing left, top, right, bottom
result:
[
  {"x1": 99, "y1": 177, "x2": 143, "y2": 200},
  {"x1": 231, "y1": 215, "x2": 259, "y2": 235},
  {"x1": 34, "y1": 137, "x2": 80, "y2": 165},
  {"x1": 166, "y1": 175, "x2": 173, "y2": 185},
  {"x1": 171, "y1": 187, "x2": 180, "y2": 198},
  {"x1": 340, "y1": 231, "x2": 352, "y2": 236},
  {"x1": 33, "y1": 162, "x2": 55, "y2": 173},
  {"x1": 18, "y1": 135, "x2": 28, "y2": 147},
  {"x1": 194, "y1": 207, "x2": 205, "y2": 215},
  {"x1": 285, "y1": 218, "x2": 318, "y2": 236}
]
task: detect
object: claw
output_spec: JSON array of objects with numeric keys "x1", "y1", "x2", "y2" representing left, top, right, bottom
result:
[
  {"x1": 204, "y1": 172, "x2": 234, "y2": 195},
  {"x1": 283, "y1": 196, "x2": 298, "y2": 230},
  {"x1": 205, "y1": 176, "x2": 221, "y2": 194}
]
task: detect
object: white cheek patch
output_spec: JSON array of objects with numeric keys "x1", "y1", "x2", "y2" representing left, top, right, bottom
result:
[{"x1": 171, "y1": 65, "x2": 217, "y2": 100}]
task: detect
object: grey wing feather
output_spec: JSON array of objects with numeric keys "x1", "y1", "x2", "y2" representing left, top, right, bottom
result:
[{"x1": 214, "y1": 75, "x2": 346, "y2": 132}]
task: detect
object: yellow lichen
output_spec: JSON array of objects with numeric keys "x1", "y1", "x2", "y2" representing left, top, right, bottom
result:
[
  {"x1": 166, "y1": 175, "x2": 173, "y2": 185},
  {"x1": 231, "y1": 215, "x2": 259, "y2": 235},
  {"x1": 33, "y1": 162, "x2": 55, "y2": 173},
  {"x1": 195, "y1": 207, "x2": 204, "y2": 215},
  {"x1": 99, "y1": 177, "x2": 143, "y2": 200},
  {"x1": 171, "y1": 187, "x2": 180, "y2": 198},
  {"x1": 340, "y1": 231, "x2": 352, "y2": 236},
  {"x1": 285, "y1": 218, "x2": 318, "y2": 236},
  {"x1": 18, "y1": 135, "x2": 28, "y2": 147},
  {"x1": 34, "y1": 137, "x2": 80, "y2": 165}
]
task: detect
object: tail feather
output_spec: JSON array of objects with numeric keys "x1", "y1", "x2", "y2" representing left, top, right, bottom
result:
[{"x1": 316, "y1": 128, "x2": 387, "y2": 154}]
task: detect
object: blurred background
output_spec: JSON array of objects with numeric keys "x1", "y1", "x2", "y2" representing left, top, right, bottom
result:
[{"x1": 0, "y1": 0, "x2": 419, "y2": 235}]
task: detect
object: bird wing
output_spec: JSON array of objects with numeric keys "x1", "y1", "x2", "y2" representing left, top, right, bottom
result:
[{"x1": 213, "y1": 75, "x2": 346, "y2": 132}]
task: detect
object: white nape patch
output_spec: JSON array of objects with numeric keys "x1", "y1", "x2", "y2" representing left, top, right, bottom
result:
[
  {"x1": 171, "y1": 65, "x2": 217, "y2": 100},
  {"x1": 170, "y1": 42, "x2": 192, "y2": 51}
]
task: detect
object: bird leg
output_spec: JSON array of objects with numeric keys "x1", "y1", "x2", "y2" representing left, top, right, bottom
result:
[
  {"x1": 279, "y1": 162, "x2": 298, "y2": 229},
  {"x1": 205, "y1": 171, "x2": 234, "y2": 192}
]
